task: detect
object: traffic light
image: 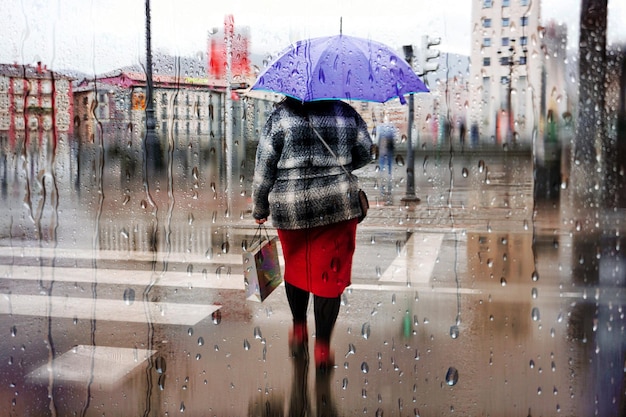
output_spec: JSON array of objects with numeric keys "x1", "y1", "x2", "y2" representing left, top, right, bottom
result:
[{"x1": 420, "y1": 35, "x2": 441, "y2": 75}]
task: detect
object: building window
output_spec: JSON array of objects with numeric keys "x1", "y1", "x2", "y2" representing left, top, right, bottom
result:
[
  {"x1": 501, "y1": 37, "x2": 510, "y2": 47},
  {"x1": 483, "y1": 18, "x2": 492, "y2": 28},
  {"x1": 500, "y1": 76, "x2": 510, "y2": 85},
  {"x1": 483, "y1": 0, "x2": 493, "y2": 8},
  {"x1": 500, "y1": 57, "x2": 510, "y2": 66},
  {"x1": 519, "y1": 56, "x2": 527, "y2": 65},
  {"x1": 520, "y1": 0, "x2": 529, "y2": 5},
  {"x1": 520, "y1": 36, "x2": 528, "y2": 46},
  {"x1": 503, "y1": 0, "x2": 510, "y2": 6},
  {"x1": 483, "y1": 38, "x2": 492, "y2": 47},
  {"x1": 502, "y1": 17, "x2": 510, "y2": 27},
  {"x1": 483, "y1": 57, "x2": 491, "y2": 66},
  {"x1": 521, "y1": 16, "x2": 529, "y2": 26}
]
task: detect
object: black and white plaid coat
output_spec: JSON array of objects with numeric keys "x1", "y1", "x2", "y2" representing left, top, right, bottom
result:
[{"x1": 252, "y1": 99, "x2": 373, "y2": 230}]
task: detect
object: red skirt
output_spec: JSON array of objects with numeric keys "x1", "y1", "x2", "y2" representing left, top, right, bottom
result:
[{"x1": 277, "y1": 218, "x2": 358, "y2": 298}]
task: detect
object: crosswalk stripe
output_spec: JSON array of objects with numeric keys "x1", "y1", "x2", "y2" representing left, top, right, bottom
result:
[
  {"x1": 0, "y1": 293, "x2": 220, "y2": 325},
  {"x1": 27, "y1": 345, "x2": 156, "y2": 387},
  {"x1": 378, "y1": 232, "x2": 444, "y2": 284},
  {"x1": 1, "y1": 264, "x2": 246, "y2": 290}
]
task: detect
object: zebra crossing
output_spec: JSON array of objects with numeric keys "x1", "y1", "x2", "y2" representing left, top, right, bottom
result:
[
  {"x1": 0, "y1": 231, "x2": 449, "y2": 387},
  {"x1": 0, "y1": 232, "x2": 449, "y2": 325}
]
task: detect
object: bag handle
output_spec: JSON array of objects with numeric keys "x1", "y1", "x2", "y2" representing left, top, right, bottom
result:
[{"x1": 249, "y1": 224, "x2": 271, "y2": 249}]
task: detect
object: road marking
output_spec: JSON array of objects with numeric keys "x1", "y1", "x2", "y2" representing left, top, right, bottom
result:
[
  {"x1": 27, "y1": 345, "x2": 156, "y2": 387},
  {"x1": 378, "y1": 232, "x2": 444, "y2": 285},
  {"x1": 0, "y1": 264, "x2": 245, "y2": 290},
  {"x1": 0, "y1": 293, "x2": 220, "y2": 325}
]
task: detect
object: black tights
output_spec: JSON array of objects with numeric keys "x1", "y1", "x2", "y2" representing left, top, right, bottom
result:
[{"x1": 285, "y1": 282, "x2": 340, "y2": 343}]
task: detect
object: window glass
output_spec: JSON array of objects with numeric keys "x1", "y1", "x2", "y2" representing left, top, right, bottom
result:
[{"x1": 0, "y1": 1, "x2": 625, "y2": 417}]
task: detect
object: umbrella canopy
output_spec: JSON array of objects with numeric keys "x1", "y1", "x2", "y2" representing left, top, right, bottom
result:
[{"x1": 250, "y1": 34, "x2": 429, "y2": 104}]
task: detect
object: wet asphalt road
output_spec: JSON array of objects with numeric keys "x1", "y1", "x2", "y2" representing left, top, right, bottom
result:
[{"x1": 1, "y1": 150, "x2": 624, "y2": 416}]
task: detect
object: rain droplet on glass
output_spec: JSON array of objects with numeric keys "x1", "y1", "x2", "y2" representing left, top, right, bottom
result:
[
  {"x1": 445, "y1": 367, "x2": 459, "y2": 386},
  {"x1": 123, "y1": 288, "x2": 135, "y2": 306}
]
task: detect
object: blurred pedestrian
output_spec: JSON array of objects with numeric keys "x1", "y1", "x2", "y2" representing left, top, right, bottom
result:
[
  {"x1": 458, "y1": 117, "x2": 466, "y2": 149},
  {"x1": 377, "y1": 116, "x2": 396, "y2": 204},
  {"x1": 252, "y1": 96, "x2": 373, "y2": 372}
]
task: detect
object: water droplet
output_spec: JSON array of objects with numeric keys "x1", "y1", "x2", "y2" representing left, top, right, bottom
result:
[
  {"x1": 187, "y1": 327, "x2": 194, "y2": 336},
  {"x1": 445, "y1": 367, "x2": 459, "y2": 386},
  {"x1": 212, "y1": 310, "x2": 222, "y2": 325},
  {"x1": 186, "y1": 264, "x2": 193, "y2": 276},
  {"x1": 243, "y1": 339, "x2": 251, "y2": 350},
  {"x1": 361, "y1": 362, "x2": 370, "y2": 373},
  {"x1": 254, "y1": 326, "x2": 263, "y2": 339},
  {"x1": 395, "y1": 240, "x2": 403, "y2": 255},
  {"x1": 462, "y1": 167, "x2": 469, "y2": 178},
  {"x1": 158, "y1": 374, "x2": 166, "y2": 390},
  {"x1": 531, "y1": 307, "x2": 541, "y2": 321},
  {"x1": 478, "y1": 160, "x2": 485, "y2": 173},
  {"x1": 362, "y1": 322, "x2": 371, "y2": 339},
  {"x1": 345, "y1": 343, "x2": 356, "y2": 357},
  {"x1": 531, "y1": 287, "x2": 538, "y2": 299},
  {"x1": 342, "y1": 377, "x2": 349, "y2": 390},
  {"x1": 155, "y1": 356, "x2": 166, "y2": 374},
  {"x1": 531, "y1": 270, "x2": 539, "y2": 281},
  {"x1": 197, "y1": 337, "x2": 204, "y2": 346},
  {"x1": 500, "y1": 277, "x2": 507, "y2": 286},
  {"x1": 10, "y1": 325, "x2": 17, "y2": 337},
  {"x1": 123, "y1": 288, "x2": 135, "y2": 306},
  {"x1": 449, "y1": 325, "x2": 459, "y2": 339}
]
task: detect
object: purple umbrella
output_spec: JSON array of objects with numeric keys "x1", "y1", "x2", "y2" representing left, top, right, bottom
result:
[{"x1": 250, "y1": 34, "x2": 429, "y2": 104}]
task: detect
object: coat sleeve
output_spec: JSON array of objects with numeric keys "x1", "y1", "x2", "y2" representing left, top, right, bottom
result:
[{"x1": 252, "y1": 112, "x2": 283, "y2": 220}]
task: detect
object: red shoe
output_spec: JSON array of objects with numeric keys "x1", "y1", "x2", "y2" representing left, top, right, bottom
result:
[
  {"x1": 314, "y1": 341, "x2": 335, "y2": 373},
  {"x1": 289, "y1": 322, "x2": 308, "y2": 358}
]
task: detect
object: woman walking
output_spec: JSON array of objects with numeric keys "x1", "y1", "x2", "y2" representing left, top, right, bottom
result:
[{"x1": 252, "y1": 97, "x2": 373, "y2": 372}]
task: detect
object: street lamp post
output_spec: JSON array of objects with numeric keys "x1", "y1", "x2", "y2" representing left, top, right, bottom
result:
[
  {"x1": 499, "y1": 39, "x2": 516, "y2": 144},
  {"x1": 402, "y1": 45, "x2": 419, "y2": 203},
  {"x1": 144, "y1": 0, "x2": 161, "y2": 173}
]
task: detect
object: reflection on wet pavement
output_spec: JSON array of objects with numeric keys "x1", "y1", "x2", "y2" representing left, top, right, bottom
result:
[{"x1": 0, "y1": 149, "x2": 624, "y2": 416}]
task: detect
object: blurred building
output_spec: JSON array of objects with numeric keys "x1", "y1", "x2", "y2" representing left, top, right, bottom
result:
[
  {"x1": 0, "y1": 62, "x2": 73, "y2": 160},
  {"x1": 73, "y1": 71, "x2": 247, "y2": 149},
  {"x1": 469, "y1": 0, "x2": 543, "y2": 146}
]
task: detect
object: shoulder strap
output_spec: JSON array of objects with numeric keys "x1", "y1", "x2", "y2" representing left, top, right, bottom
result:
[{"x1": 308, "y1": 120, "x2": 353, "y2": 179}]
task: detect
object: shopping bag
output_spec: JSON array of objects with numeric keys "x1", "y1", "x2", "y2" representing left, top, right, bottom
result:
[{"x1": 243, "y1": 227, "x2": 283, "y2": 302}]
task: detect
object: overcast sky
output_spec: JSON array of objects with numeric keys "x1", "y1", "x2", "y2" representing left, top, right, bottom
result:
[{"x1": 1, "y1": 0, "x2": 625, "y2": 74}]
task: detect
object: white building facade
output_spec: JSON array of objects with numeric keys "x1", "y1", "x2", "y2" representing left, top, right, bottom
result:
[{"x1": 469, "y1": 0, "x2": 543, "y2": 146}]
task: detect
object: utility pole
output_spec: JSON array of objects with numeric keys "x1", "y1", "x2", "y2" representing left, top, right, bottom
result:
[
  {"x1": 401, "y1": 36, "x2": 440, "y2": 204},
  {"x1": 402, "y1": 45, "x2": 419, "y2": 203},
  {"x1": 144, "y1": 0, "x2": 161, "y2": 174},
  {"x1": 499, "y1": 39, "x2": 517, "y2": 145}
]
